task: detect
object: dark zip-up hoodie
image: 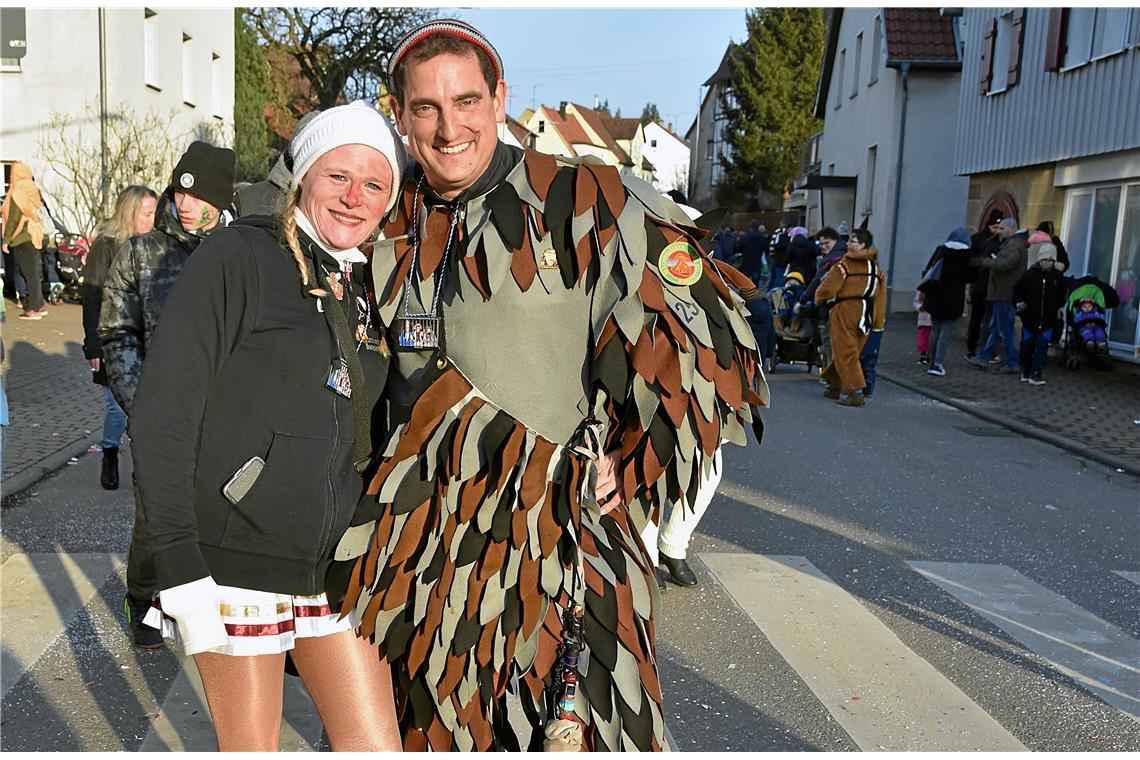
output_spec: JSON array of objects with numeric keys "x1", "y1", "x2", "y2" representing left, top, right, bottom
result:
[
  {"x1": 1012, "y1": 262, "x2": 1066, "y2": 332},
  {"x1": 129, "y1": 214, "x2": 388, "y2": 595}
]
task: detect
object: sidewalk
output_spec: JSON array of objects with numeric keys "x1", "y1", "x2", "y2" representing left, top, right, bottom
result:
[
  {"x1": 874, "y1": 320, "x2": 1140, "y2": 476},
  {"x1": 2, "y1": 300, "x2": 105, "y2": 496}
]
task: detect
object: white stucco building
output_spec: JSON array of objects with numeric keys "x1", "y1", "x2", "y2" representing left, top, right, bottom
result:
[
  {"x1": 802, "y1": 7, "x2": 968, "y2": 311},
  {"x1": 1, "y1": 7, "x2": 235, "y2": 234},
  {"x1": 642, "y1": 122, "x2": 689, "y2": 196}
]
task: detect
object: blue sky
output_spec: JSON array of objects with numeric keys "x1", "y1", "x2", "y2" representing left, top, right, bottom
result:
[{"x1": 447, "y1": 8, "x2": 748, "y2": 136}]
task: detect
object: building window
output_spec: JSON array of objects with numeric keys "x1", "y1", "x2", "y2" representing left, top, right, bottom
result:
[
  {"x1": 834, "y1": 48, "x2": 845, "y2": 110},
  {"x1": 869, "y1": 16, "x2": 881, "y2": 85},
  {"x1": 851, "y1": 33, "x2": 862, "y2": 98},
  {"x1": 705, "y1": 139, "x2": 714, "y2": 161},
  {"x1": 862, "y1": 145, "x2": 877, "y2": 215},
  {"x1": 211, "y1": 52, "x2": 222, "y2": 117},
  {"x1": 538, "y1": 119, "x2": 545, "y2": 133},
  {"x1": 1062, "y1": 182, "x2": 1140, "y2": 351},
  {"x1": 144, "y1": 8, "x2": 159, "y2": 88},
  {"x1": 981, "y1": 10, "x2": 1025, "y2": 94},
  {"x1": 182, "y1": 33, "x2": 194, "y2": 105},
  {"x1": 1061, "y1": 8, "x2": 1132, "y2": 69},
  {"x1": 990, "y1": 14, "x2": 1013, "y2": 92},
  {"x1": 650, "y1": 139, "x2": 657, "y2": 148}
]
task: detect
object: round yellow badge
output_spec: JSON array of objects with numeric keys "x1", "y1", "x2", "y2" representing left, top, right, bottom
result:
[{"x1": 658, "y1": 242, "x2": 703, "y2": 286}]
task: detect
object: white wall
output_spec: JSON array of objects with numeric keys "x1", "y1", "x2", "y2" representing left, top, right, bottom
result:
[
  {"x1": 894, "y1": 71, "x2": 969, "y2": 305},
  {"x1": 643, "y1": 122, "x2": 690, "y2": 194},
  {"x1": 1, "y1": 8, "x2": 235, "y2": 232},
  {"x1": 521, "y1": 108, "x2": 574, "y2": 159},
  {"x1": 818, "y1": 7, "x2": 967, "y2": 310}
]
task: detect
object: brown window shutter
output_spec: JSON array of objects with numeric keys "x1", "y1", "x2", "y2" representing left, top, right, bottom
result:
[
  {"x1": 1007, "y1": 9, "x2": 1027, "y2": 87},
  {"x1": 980, "y1": 17, "x2": 997, "y2": 94},
  {"x1": 1044, "y1": 8, "x2": 1067, "y2": 71}
]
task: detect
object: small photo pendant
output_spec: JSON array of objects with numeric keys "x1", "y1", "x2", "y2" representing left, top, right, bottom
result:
[{"x1": 397, "y1": 316, "x2": 440, "y2": 350}]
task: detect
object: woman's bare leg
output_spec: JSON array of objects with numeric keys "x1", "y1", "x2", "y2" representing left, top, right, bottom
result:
[
  {"x1": 194, "y1": 651, "x2": 286, "y2": 751},
  {"x1": 291, "y1": 629, "x2": 403, "y2": 751}
]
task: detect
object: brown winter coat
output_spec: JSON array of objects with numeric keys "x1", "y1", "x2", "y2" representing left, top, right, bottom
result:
[{"x1": 815, "y1": 246, "x2": 887, "y2": 392}]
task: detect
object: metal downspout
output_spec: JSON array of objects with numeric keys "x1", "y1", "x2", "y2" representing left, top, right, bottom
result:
[{"x1": 886, "y1": 62, "x2": 910, "y2": 308}]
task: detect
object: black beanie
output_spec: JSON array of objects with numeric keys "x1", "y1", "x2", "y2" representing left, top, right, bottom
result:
[{"x1": 171, "y1": 141, "x2": 236, "y2": 210}]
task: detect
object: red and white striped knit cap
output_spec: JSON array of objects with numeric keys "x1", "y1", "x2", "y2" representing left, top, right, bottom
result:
[{"x1": 386, "y1": 18, "x2": 503, "y2": 87}]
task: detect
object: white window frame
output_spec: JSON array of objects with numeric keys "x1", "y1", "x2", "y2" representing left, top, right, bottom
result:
[
  {"x1": 181, "y1": 32, "x2": 194, "y2": 105},
  {"x1": 1061, "y1": 181, "x2": 1140, "y2": 353},
  {"x1": 211, "y1": 52, "x2": 223, "y2": 117},
  {"x1": 144, "y1": 8, "x2": 159, "y2": 89},
  {"x1": 862, "y1": 145, "x2": 877, "y2": 215},
  {"x1": 834, "y1": 48, "x2": 846, "y2": 110},
  {"x1": 851, "y1": 33, "x2": 863, "y2": 98},
  {"x1": 869, "y1": 16, "x2": 881, "y2": 86},
  {"x1": 1062, "y1": 8, "x2": 1133, "y2": 70},
  {"x1": 989, "y1": 13, "x2": 1013, "y2": 94}
]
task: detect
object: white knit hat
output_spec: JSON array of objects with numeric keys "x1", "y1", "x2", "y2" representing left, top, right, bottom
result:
[{"x1": 290, "y1": 101, "x2": 408, "y2": 215}]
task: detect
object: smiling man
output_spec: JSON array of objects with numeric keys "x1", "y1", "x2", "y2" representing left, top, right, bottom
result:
[
  {"x1": 100, "y1": 140, "x2": 234, "y2": 650},
  {"x1": 329, "y1": 19, "x2": 768, "y2": 752}
]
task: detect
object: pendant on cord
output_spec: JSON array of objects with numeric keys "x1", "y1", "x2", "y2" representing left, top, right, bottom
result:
[{"x1": 397, "y1": 315, "x2": 440, "y2": 350}]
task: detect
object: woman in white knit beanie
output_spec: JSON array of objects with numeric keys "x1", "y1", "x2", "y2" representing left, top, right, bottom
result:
[{"x1": 129, "y1": 101, "x2": 405, "y2": 750}]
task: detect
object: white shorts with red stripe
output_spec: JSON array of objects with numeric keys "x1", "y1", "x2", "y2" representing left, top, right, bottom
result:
[{"x1": 142, "y1": 586, "x2": 354, "y2": 657}]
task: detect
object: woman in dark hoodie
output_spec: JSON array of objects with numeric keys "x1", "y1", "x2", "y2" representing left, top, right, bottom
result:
[
  {"x1": 919, "y1": 227, "x2": 974, "y2": 377},
  {"x1": 129, "y1": 102, "x2": 406, "y2": 751}
]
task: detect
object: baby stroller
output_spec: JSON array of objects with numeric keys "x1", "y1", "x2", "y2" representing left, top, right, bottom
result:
[
  {"x1": 1061, "y1": 275, "x2": 1119, "y2": 371},
  {"x1": 769, "y1": 271, "x2": 822, "y2": 372},
  {"x1": 53, "y1": 232, "x2": 90, "y2": 304}
]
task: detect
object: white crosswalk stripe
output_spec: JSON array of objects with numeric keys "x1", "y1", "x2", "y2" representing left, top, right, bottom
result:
[
  {"x1": 1, "y1": 552, "x2": 124, "y2": 700},
  {"x1": 701, "y1": 553, "x2": 1027, "y2": 751},
  {"x1": 909, "y1": 561, "x2": 1140, "y2": 724},
  {"x1": 1114, "y1": 570, "x2": 1140, "y2": 588},
  {"x1": 4, "y1": 547, "x2": 1138, "y2": 749}
]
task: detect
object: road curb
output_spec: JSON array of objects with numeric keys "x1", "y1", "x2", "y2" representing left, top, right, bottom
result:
[
  {"x1": 879, "y1": 370, "x2": 1140, "y2": 478},
  {"x1": 1, "y1": 432, "x2": 102, "y2": 500}
]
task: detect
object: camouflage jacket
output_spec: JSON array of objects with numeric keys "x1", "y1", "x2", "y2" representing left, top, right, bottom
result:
[{"x1": 98, "y1": 190, "x2": 219, "y2": 413}]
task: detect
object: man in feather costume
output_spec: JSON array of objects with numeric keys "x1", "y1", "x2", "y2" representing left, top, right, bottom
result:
[{"x1": 328, "y1": 19, "x2": 768, "y2": 751}]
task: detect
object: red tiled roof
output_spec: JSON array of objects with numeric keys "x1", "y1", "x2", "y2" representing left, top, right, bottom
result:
[
  {"x1": 568, "y1": 103, "x2": 632, "y2": 165},
  {"x1": 506, "y1": 118, "x2": 531, "y2": 146},
  {"x1": 883, "y1": 8, "x2": 960, "y2": 64},
  {"x1": 541, "y1": 106, "x2": 591, "y2": 150},
  {"x1": 602, "y1": 115, "x2": 641, "y2": 141}
]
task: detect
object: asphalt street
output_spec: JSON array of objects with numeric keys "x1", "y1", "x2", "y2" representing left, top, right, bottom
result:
[{"x1": 1, "y1": 369, "x2": 1138, "y2": 751}]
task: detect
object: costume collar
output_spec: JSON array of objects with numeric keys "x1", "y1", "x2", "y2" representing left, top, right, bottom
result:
[{"x1": 293, "y1": 208, "x2": 368, "y2": 267}]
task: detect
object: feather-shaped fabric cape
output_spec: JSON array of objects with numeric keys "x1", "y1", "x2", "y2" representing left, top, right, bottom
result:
[{"x1": 333, "y1": 149, "x2": 768, "y2": 751}]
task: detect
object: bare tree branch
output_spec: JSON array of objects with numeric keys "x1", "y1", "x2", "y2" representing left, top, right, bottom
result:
[
  {"x1": 247, "y1": 7, "x2": 439, "y2": 114},
  {"x1": 35, "y1": 101, "x2": 219, "y2": 234}
]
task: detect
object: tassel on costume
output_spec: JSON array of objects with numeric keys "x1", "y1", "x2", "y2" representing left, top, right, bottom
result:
[{"x1": 544, "y1": 604, "x2": 586, "y2": 751}]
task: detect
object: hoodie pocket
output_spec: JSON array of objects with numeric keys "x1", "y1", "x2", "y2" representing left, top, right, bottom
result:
[{"x1": 220, "y1": 431, "x2": 335, "y2": 562}]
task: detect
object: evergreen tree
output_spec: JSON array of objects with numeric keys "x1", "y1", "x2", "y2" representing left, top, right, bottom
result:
[
  {"x1": 719, "y1": 7, "x2": 824, "y2": 206},
  {"x1": 640, "y1": 102, "x2": 661, "y2": 125},
  {"x1": 234, "y1": 9, "x2": 272, "y2": 182}
]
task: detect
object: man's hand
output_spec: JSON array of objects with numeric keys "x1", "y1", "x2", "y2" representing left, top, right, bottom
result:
[
  {"x1": 594, "y1": 451, "x2": 623, "y2": 515},
  {"x1": 89, "y1": 358, "x2": 101, "y2": 373}
]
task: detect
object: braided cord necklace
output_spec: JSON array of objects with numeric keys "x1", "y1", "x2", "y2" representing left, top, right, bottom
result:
[{"x1": 397, "y1": 177, "x2": 460, "y2": 352}]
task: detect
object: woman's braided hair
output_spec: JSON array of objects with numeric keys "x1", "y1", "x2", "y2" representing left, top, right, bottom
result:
[{"x1": 279, "y1": 185, "x2": 329, "y2": 298}]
